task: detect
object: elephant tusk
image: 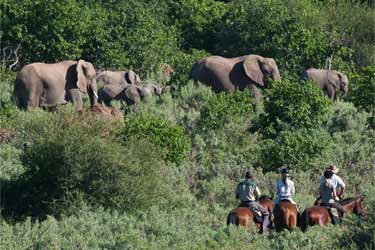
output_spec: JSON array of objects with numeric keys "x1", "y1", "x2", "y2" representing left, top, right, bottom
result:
[{"x1": 93, "y1": 90, "x2": 98, "y2": 99}]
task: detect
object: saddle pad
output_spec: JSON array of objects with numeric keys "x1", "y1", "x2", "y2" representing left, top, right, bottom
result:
[{"x1": 329, "y1": 207, "x2": 339, "y2": 217}]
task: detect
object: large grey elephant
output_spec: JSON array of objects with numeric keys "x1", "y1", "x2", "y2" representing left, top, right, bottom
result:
[
  {"x1": 96, "y1": 70, "x2": 141, "y2": 86},
  {"x1": 14, "y1": 60, "x2": 98, "y2": 110},
  {"x1": 301, "y1": 68, "x2": 349, "y2": 100},
  {"x1": 190, "y1": 55, "x2": 281, "y2": 101}
]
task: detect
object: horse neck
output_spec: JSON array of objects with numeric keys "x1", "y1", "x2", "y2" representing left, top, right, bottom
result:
[{"x1": 342, "y1": 199, "x2": 359, "y2": 214}]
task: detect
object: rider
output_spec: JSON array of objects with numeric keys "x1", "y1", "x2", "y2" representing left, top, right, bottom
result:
[
  {"x1": 235, "y1": 171, "x2": 270, "y2": 233},
  {"x1": 319, "y1": 169, "x2": 346, "y2": 224},
  {"x1": 316, "y1": 164, "x2": 346, "y2": 204},
  {"x1": 324, "y1": 164, "x2": 345, "y2": 199},
  {"x1": 275, "y1": 167, "x2": 296, "y2": 206}
]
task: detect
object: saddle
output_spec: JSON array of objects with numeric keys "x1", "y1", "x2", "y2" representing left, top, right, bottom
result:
[
  {"x1": 239, "y1": 202, "x2": 263, "y2": 223},
  {"x1": 320, "y1": 204, "x2": 341, "y2": 225}
]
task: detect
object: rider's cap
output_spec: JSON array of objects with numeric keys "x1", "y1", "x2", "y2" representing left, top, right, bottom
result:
[
  {"x1": 280, "y1": 167, "x2": 289, "y2": 175},
  {"x1": 327, "y1": 164, "x2": 339, "y2": 173},
  {"x1": 245, "y1": 171, "x2": 253, "y2": 179}
]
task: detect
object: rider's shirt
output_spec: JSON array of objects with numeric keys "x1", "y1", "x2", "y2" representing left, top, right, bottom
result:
[
  {"x1": 319, "y1": 174, "x2": 345, "y2": 193},
  {"x1": 235, "y1": 179, "x2": 260, "y2": 202},
  {"x1": 276, "y1": 179, "x2": 295, "y2": 199},
  {"x1": 320, "y1": 178, "x2": 336, "y2": 203}
]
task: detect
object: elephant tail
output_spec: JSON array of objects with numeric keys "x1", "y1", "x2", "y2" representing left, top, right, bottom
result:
[
  {"x1": 300, "y1": 70, "x2": 308, "y2": 82},
  {"x1": 189, "y1": 61, "x2": 201, "y2": 81},
  {"x1": 13, "y1": 76, "x2": 28, "y2": 110}
]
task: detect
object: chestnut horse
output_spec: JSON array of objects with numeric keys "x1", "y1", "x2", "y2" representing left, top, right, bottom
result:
[
  {"x1": 227, "y1": 196, "x2": 274, "y2": 229},
  {"x1": 301, "y1": 196, "x2": 365, "y2": 232},
  {"x1": 274, "y1": 201, "x2": 299, "y2": 231}
]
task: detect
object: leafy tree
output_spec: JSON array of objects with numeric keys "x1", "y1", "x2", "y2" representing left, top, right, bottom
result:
[
  {"x1": 259, "y1": 79, "x2": 331, "y2": 137},
  {"x1": 120, "y1": 114, "x2": 191, "y2": 165}
]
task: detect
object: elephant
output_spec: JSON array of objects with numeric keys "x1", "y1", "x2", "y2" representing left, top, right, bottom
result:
[
  {"x1": 190, "y1": 54, "x2": 281, "y2": 101},
  {"x1": 301, "y1": 68, "x2": 349, "y2": 100},
  {"x1": 140, "y1": 83, "x2": 162, "y2": 99},
  {"x1": 98, "y1": 83, "x2": 163, "y2": 106},
  {"x1": 96, "y1": 70, "x2": 141, "y2": 86},
  {"x1": 14, "y1": 60, "x2": 98, "y2": 111}
]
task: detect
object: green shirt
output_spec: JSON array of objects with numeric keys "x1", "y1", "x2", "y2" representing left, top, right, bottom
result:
[{"x1": 235, "y1": 179, "x2": 261, "y2": 202}]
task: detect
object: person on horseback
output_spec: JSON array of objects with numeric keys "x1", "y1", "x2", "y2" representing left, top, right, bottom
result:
[
  {"x1": 315, "y1": 164, "x2": 346, "y2": 205},
  {"x1": 235, "y1": 171, "x2": 270, "y2": 233},
  {"x1": 275, "y1": 168, "x2": 296, "y2": 206},
  {"x1": 319, "y1": 169, "x2": 346, "y2": 224},
  {"x1": 321, "y1": 164, "x2": 346, "y2": 199}
]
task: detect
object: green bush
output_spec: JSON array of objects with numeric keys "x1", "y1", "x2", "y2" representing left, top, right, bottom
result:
[
  {"x1": 1, "y1": 109, "x2": 177, "y2": 218},
  {"x1": 0, "y1": 68, "x2": 17, "y2": 124},
  {"x1": 347, "y1": 66, "x2": 375, "y2": 113},
  {"x1": 120, "y1": 114, "x2": 191, "y2": 165},
  {"x1": 259, "y1": 128, "x2": 331, "y2": 171},
  {"x1": 198, "y1": 91, "x2": 255, "y2": 132},
  {"x1": 259, "y1": 79, "x2": 331, "y2": 137}
]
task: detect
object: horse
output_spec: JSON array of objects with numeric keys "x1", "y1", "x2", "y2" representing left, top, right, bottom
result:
[
  {"x1": 300, "y1": 196, "x2": 365, "y2": 232},
  {"x1": 226, "y1": 195, "x2": 274, "y2": 230},
  {"x1": 273, "y1": 201, "x2": 299, "y2": 231}
]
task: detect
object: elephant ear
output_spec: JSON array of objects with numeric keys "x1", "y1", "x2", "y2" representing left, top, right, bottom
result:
[
  {"x1": 243, "y1": 55, "x2": 264, "y2": 86},
  {"x1": 76, "y1": 59, "x2": 89, "y2": 93},
  {"x1": 126, "y1": 70, "x2": 141, "y2": 85},
  {"x1": 327, "y1": 71, "x2": 340, "y2": 89}
]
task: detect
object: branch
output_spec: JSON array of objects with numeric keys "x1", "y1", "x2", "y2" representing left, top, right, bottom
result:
[{"x1": 8, "y1": 44, "x2": 20, "y2": 70}]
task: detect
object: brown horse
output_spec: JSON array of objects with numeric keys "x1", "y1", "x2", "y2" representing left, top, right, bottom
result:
[
  {"x1": 274, "y1": 201, "x2": 299, "y2": 231},
  {"x1": 227, "y1": 196, "x2": 274, "y2": 229},
  {"x1": 301, "y1": 196, "x2": 365, "y2": 232}
]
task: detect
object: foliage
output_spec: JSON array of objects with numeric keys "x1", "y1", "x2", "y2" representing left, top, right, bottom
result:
[
  {"x1": 0, "y1": 0, "x2": 374, "y2": 248},
  {"x1": 259, "y1": 79, "x2": 331, "y2": 137},
  {"x1": 120, "y1": 114, "x2": 191, "y2": 165},
  {"x1": 1, "y1": 109, "x2": 177, "y2": 218},
  {"x1": 347, "y1": 66, "x2": 375, "y2": 113},
  {"x1": 214, "y1": 0, "x2": 334, "y2": 75},
  {"x1": 198, "y1": 91, "x2": 255, "y2": 132},
  {"x1": 0, "y1": 67, "x2": 17, "y2": 124}
]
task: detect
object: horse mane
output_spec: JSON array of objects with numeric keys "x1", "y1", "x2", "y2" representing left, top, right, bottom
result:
[
  {"x1": 259, "y1": 195, "x2": 272, "y2": 201},
  {"x1": 339, "y1": 197, "x2": 361, "y2": 205}
]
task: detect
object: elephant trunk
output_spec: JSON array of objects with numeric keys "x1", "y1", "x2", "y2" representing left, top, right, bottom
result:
[
  {"x1": 272, "y1": 67, "x2": 281, "y2": 81},
  {"x1": 89, "y1": 78, "x2": 98, "y2": 107},
  {"x1": 343, "y1": 86, "x2": 348, "y2": 97}
]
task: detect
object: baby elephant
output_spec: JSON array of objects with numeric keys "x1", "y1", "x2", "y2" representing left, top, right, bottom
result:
[
  {"x1": 98, "y1": 83, "x2": 162, "y2": 106},
  {"x1": 302, "y1": 68, "x2": 349, "y2": 100}
]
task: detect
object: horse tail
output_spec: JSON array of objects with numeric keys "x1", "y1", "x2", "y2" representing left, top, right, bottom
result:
[
  {"x1": 227, "y1": 211, "x2": 238, "y2": 226},
  {"x1": 301, "y1": 210, "x2": 310, "y2": 232},
  {"x1": 288, "y1": 209, "x2": 297, "y2": 230}
]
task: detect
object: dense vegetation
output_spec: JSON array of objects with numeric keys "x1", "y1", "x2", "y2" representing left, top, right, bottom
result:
[{"x1": 1, "y1": 0, "x2": 374, "y2": 249}]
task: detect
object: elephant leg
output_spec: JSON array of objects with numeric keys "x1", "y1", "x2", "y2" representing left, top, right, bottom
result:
[
  {"x1": 88, "y1": 86, "x2": 98, "y2": 107},
  {"x1": 68, "y1": 89, "x2": 83, "y2": 111},
  {"x1": 326, "y1": 85, "x2": 335, "y2": 101},
  {"x1": 249, "y1": 84, "x2": 261, "y2": 102}
]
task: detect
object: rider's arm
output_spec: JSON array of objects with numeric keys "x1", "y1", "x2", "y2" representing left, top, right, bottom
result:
[
  {"x1": 255, "y1": 186, "x2": 260, "y2": 200},
  {"x1": 276, "y1": 180, "x2": 281, "y2": 197},
  {"x1": 291, "y1": 181, "x2": 295, "y2": 196},
  {"x1": 235, "y1": 185, "x2": 239, "y2": 199}
]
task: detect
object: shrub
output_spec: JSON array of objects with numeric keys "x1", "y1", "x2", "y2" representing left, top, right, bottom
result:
[
  {"x1": 120, "y1": 114, "x2": 191, "y2": 165},
  {"x1": 259, "y1": 128, "x2": 331, "y2": 171},
  {"x1": 1, "y1": 109, "x2": 176, "y2": 218},
  {"x1": 198, "y1": 91, "x2": 256, "y2": 132},
  {"x1": 347, "y1": 66, "x2": 375, "y2": 113},
  {"x1": 259, "y1": 79, "x2": 331, "y2": 137}
]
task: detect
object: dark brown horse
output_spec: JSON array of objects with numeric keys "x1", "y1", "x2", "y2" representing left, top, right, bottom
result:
[
  {"x1": 301, "y1": 196, "x2": 365, "y2": 231},
  {"x1": 274, "y1": 201, "x2": 299, "y2": 231},
  {"x1": 227, "y1": 196, "x2": 274, "y2": 229}
]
